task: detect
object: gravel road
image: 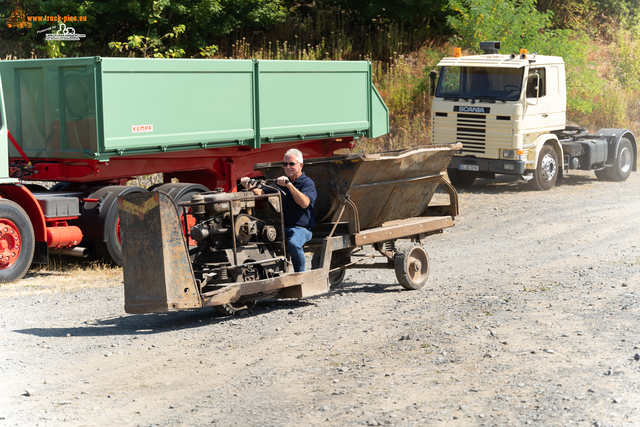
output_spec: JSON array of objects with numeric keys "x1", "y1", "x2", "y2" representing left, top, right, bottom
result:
[{"x1": 1, "y1": 170, "x2": 640, "y2": 427}]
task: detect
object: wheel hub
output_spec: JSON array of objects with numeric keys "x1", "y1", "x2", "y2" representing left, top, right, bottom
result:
[
  {"x1": 407, "y1": 247, "x2": 428, "y2": 283},
  {"x1": 620, "y1": 146, "x2": 632, "y2": 174},
  {"x1": 0, "y1": 221, "x2": 21, "y2": 269},
  {"x1": 541, "y1": 154, "x2": 557, "y2": 182}
]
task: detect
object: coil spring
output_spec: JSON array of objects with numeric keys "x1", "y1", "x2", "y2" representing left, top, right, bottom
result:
[{"x1": 383, "y1": 241, "x2": 396, "y2": 253}]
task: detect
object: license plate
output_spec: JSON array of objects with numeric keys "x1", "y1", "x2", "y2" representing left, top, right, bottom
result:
[{"x1": 459, "y1": 164, "x2": 479, "y2": 171}]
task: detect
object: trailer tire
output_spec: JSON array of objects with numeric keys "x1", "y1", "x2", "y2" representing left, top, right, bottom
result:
[
  {"x1": 328, "y1": 268, "x2": 346, "y2": 288},
  {"x1": 148, "y1": 183, "x2": 209, "y2": 248},
  {"x1": 0, "y1": 200, "x2": 35, "y2": 283},
  {"x1": 91, "y1": 186, "x2": 148, "y2": 265},
  {"x1": 148, "y1": 183, "x2": 209, "y2": 204},
  {"x1": 530, "y1": 145, "x2": 558, "y2": 191},
  {"x1": 447, "y1": 168, "x2": 476, "y2": 187},
  {"x1": 311, "y1": 251, "x2": 347, "y2": 289},
  {"x1": 394, "y1": 243, "x2": 429, "y2": 290},
  {"x1": 611, "y1": 138, "x2": 634, "y2": 182}
]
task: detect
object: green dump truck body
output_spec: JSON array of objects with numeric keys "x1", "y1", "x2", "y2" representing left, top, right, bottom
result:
[{"x1": 0, "y1": 57, "x2": 389, "y2": 161}]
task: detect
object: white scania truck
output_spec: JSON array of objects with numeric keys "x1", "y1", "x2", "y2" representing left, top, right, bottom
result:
[{"x1": 429, "y1": 41, "x2": 637, "y2": 190}]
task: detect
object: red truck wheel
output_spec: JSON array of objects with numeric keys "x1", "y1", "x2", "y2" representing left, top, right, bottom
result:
[{"x1": 0, "y1": 200, "x2": 35, "y2": 282}]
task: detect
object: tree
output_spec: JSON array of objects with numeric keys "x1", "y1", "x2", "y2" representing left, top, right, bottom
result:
[
  {"x1": 446, "y1": 0, "x2": 554, "y2": 54},
  {"x1": 0, "y1": 0, "x2": 288, "y2": 58}
]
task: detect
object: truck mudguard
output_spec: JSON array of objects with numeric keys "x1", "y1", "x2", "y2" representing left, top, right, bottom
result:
[{"x1": 595, "y1": 129, "x2": 638, "y2": 171}]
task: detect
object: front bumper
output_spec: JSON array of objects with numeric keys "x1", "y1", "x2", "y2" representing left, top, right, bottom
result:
[{"x1": 448, "y1": 156, "x2": 526, "y2": 175}]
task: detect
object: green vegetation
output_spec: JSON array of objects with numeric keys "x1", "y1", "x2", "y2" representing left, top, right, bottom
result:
[{"x1": 2, "y1": 0, "x2": 640, "y2": 152}]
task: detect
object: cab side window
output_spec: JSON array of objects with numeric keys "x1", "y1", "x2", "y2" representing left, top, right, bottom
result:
[{"x1": 526, "y1": 68, "x2": 546, "y2": 98}]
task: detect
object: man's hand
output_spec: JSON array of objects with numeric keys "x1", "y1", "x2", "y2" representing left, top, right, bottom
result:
[
  {"x1": 240, "y1": 177, "x2": 263, "y2": 195},
  {"x1": 240, "y1": 177, "x2": 252, "y2": 188},
  {"x1": 277, "y1": 176, "x2": 290, "y2": 186}
]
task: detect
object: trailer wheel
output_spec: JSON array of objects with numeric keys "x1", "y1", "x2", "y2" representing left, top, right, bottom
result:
[
  {"x1": 91, "y1": 186, "x2": 148, "y2": 265},
  {"x1": 0, "y1": 200, "x2": 35, "y2": 283},
  {"x1": 148, "y1": 183, "x2": 209, "y2": 204},
  {"x1": 394, "y1": 243, "x2": 429, "y2": 290},
  {"x1": 530, "y1": 145, "x2": 558, "y2": 191},
  {"x1": 311, "y1": 251, "x2": 347, "y2": 289},
  {"x1": 447, "y1": 168, "x2": 476, "y2": 187},
  {"x1": 149, "y1": 183, "x2": 209, "y2": 247},
  {"x1": 611, "y1": 138, "x2": 634, "y2": 182}
]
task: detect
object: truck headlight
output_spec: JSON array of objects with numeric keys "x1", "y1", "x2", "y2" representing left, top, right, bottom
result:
[
  {"x1": 504, "y1": 164, "x2": 516, "y2": 171},
  {"x1": 503, "y1": 150, "x2": 514, "y2": 159}
]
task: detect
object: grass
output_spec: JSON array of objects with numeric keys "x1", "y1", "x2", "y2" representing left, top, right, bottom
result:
[{"x1": 0, "y1": 257, "x2": 122, "y2": 296}]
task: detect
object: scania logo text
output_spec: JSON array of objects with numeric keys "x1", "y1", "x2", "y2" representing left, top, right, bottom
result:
[{"x1": 454, "y1": 106, "x2": 490, "y2": 113}]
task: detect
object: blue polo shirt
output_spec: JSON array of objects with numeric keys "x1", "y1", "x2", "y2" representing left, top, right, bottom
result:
[{"x1": 280, "y1": 172, "x2": 316, "y2": 229}]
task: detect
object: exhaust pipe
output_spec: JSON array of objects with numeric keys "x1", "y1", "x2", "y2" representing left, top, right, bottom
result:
[{"x1": 49, "y1": 247, "x2": 89, "y2": 258}]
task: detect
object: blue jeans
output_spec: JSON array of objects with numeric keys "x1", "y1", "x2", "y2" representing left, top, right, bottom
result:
[{"x1": 285, "y1": 227, "x2": 313, "y2": 272}]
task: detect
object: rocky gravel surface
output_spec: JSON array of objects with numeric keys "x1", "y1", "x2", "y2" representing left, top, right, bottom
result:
[{"x1": 2, "y1": 170, "x2": 640, "y2": 427}]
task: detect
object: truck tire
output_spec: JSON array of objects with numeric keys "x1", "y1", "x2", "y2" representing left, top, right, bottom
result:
[
  {"x1": 530, "y1": 145, "x2": 558, "y2": 191},
  {"x1": 394, "y1": 243, "x2": 429, "y2": 290},
  {"x1": 611, "y1": 138, "x2": 634, "y2": 182},
  {"x1": 594, "y1": 168, "x2": 613, "y2": 181},
  {"x1": 447, "y1": 168, "x2": 476, "y2": 187},
  {"x1": 0, "y1": 200, "x2": 35, "y2": 283}
]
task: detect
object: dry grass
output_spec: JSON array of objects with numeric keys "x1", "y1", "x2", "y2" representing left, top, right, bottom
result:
[{"x1": 0, "y1": 258, "x2": 122, "y2": 296}]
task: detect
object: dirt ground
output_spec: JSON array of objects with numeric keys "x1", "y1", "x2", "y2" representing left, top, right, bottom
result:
[{"x1": 2, "y1": 170, "x2": 640, "y2": 427}]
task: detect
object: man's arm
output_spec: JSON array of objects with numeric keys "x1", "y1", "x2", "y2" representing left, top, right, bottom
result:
[{"x1": 285, "y1": 182, "x2": 310, "y2": 209}]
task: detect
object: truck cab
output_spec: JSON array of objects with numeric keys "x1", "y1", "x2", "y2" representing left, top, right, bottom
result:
[{"x1": 431, "y1": 41, "x2": 636, "y2": 190}]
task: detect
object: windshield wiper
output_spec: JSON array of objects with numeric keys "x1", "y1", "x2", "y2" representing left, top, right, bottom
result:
[{"x1": 443, "y1": 97, "x2": 460, "y2": 101}]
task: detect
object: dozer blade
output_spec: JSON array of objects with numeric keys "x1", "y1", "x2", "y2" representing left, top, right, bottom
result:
[{"x1": 118, "y1": 192, "x2": 202, "y2": 314}]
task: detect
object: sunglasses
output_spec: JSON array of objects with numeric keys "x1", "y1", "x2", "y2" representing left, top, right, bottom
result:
[{"x1": 284, "y1": 162, "x2": 299, "y2": 167}]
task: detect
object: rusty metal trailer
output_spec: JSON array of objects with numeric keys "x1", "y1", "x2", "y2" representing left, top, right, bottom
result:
[{"x1": 119, "y1": 143, "x2": 460, "y2": 315}]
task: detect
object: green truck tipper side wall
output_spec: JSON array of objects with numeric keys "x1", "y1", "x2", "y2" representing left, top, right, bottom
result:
[{"x1": 0, "y1": 57, "x2": 389, "y2": 162}]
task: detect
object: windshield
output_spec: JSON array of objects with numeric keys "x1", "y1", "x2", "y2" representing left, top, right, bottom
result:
[{"x1": 435, "y1": 66, "x2": 524, "y2": 102}]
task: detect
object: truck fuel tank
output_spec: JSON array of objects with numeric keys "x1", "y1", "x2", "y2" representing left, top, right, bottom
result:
[{"x1": 562, "y1": 139, "x2": 608, "y2": 169}]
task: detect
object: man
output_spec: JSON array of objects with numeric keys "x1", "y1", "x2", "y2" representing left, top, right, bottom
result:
[{"x1": 241, "y1": 148, "x2": 316, "y2": 272}]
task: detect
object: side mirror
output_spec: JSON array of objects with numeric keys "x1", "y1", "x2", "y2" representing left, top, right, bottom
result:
[
  {"x1": 429, "y1": 70, "x2": 438, "y2": 97},
  {"x1": 525, "y1": 72, "x2": 540, "y2": 105}
]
